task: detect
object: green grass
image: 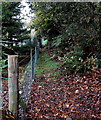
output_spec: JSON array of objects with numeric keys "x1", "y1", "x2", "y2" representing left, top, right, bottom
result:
[
  {"x1": 39, "y1": 82, "x2": 48, "y2": 85},
  {"x1": 36, "y1": 52, "x2": 61, "y2": 77}
]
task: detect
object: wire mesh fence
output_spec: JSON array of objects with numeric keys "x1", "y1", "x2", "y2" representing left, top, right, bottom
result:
[
  {"x1": 0, "y1": 44, "x2": 40, "y2": 120},
  {"x1": 19, "y1": 45, "x2": 40, "y2": 119}
]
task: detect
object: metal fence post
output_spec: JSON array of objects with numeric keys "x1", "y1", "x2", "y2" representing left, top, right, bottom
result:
[
  {"x1": 33, "y1": 47, "x2": 37, "y2": 78},
  {"x1": 8, "y1": 55, "x2": 18, "y2": 118},
  {"x1": 31, "y1": 49, "x2": 34, "y2": 80}
]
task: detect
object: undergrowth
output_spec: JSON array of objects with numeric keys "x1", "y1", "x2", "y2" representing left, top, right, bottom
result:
[{"x1": 36, "y1": 52, "x2": 61, "y2": 77}]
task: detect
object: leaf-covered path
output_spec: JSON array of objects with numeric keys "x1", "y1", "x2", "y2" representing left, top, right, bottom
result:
[{"x1": 26, "y1": 51, "x2": 100, "y2": 120}]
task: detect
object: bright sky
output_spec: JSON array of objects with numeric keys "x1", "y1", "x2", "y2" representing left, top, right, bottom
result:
[{"x1": 20, "y1": 0, "x2": 35, "y2": 27}]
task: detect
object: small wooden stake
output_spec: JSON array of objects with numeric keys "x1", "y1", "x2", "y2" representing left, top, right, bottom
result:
[
  {"x1": 0, "y1": 47, "x2": 2, "y2": 120},
  {"x1": 0, "y1": 73, "x2": 2, "y2": 120},
  {"x1": 0, "y1": 61, "x2": 2, "y2": 120},
  {"x1": 8, "y1": 55, "x2": 18, "y2": 118}
]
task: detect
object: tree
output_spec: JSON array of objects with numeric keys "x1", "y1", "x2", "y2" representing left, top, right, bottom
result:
[
  {"x1": 2, "y1": 2, "x2": 30, "y2": 46},
  {"x1": 31, "y1": 2, "x2": 100, "y2": 53},
  {"x1": 30, "y1": 2, "x2": 101, "y2": 72}
]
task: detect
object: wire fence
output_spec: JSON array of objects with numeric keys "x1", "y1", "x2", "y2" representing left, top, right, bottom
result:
[
  {"x1": 0, "y1": 44, "x2": 40, "y2": 120},
  {"x1": 19, "y1": 45, "x2": 40, "y2": 119}
]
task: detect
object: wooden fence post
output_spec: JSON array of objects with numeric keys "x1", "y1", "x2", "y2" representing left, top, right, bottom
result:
[{"x1": 8, "y1": 55, "x2": 18, "y2": 118}]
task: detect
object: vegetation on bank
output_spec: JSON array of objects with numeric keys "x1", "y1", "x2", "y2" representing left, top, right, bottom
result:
[{"x1": 30, "y1": 2, "x2": 101, "y2": 74}]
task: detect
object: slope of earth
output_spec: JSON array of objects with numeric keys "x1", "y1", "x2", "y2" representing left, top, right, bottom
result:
[{"x1": 26, "y1": 50, "x2": 101, "y2": 120}]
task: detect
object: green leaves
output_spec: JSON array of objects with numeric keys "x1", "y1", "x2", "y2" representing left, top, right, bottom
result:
[
  {"x1": 61, "y1": 45, "x2": 84, "y2": 74},
  {"x1": 30, "y1": 2, "x2": 100, "y2": 73},
  {"x1": 0, "y1": 59, "x2": 7, "y2": 72},
  {"x1": 52, "y1": 35, "x2": 63, "y2": 47}
]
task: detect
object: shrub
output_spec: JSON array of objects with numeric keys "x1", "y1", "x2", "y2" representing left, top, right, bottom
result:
[
  {"x1": 84, "y1": 56, "x2": 98, "y2": 71},
  {"x1": 61, "y1": 45, "x2": 99, "y2": 74},
  {"x1": 61, "y1": 45, "x2": 84, "y2": 74}
]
